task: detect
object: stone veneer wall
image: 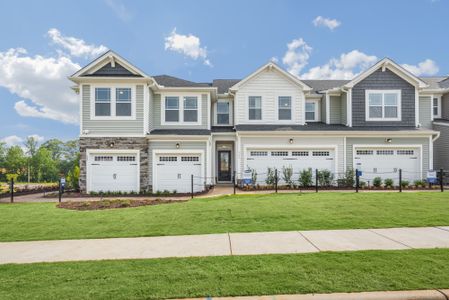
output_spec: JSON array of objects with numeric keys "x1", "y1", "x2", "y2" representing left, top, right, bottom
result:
[{"x1": 79, "y1": 137, "x2": 149, "y2": 193}]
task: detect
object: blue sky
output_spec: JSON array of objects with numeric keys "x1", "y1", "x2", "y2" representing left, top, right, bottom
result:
[{"x1": 0, "y1": 0, "x2": 448, "y2": 145}]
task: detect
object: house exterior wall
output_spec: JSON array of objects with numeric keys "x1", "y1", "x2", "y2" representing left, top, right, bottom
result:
[
  {"x1": 352, "y1": 69, "x2": 416, "y2": 127},
  {"x1": 81, "y1": 84, "x2": 145, "y2": 135},
  {"x1": 234, "y1": 68, "x2": 305, "y2": 125},
  {"x1": 341, "y1": 92, "x2": 347, "y2": 125},
  {"x1": 419, "y1": 96, "x2": 432, "y2": 129},
  {"x1": 320, "y1": 97, "x2": 326, "y2": 123},
  {"x1": 152, "y1": 93, "x2": 209, "y2": 129},
  {"x1": 433, "y1": 123, "x2": 449, "y2": 170},
  {"x1": 79, "y1": 137, "x2": 149, "y2": 193},
  {"x1": 345, "y1": 136, "x2": 430, "y2": 177},
  {"x1": 442, "y1": 93, "x2": 449, "y2": 120},
  {"x1": 147, "y1": 140, "x2": 209, "y2": 186},
  {"x1": 329, "y1": 96, "x2": 342, "y2": 124}
]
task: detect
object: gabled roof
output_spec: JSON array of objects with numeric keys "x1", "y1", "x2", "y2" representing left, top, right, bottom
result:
[
  {"x1": 70, "y1": 50, "x2": 150, "y2": 79},
  {"x1": 229, "y1": 62, "x2": 312, "y2": 92},
  {"x1": 439, "y1": 76, "x2": 449, "y2": 89},
  {"x1": 344, "y1": 58, "x2": 428, "y2": 89},
  {"x1": 152, "y1": 75, "x2": 211, "y2": 88},
  {"x1": 213, "y1": 79, "x2": 241, "y2": 94}
]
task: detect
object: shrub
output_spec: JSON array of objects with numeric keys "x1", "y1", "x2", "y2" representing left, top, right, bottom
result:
[
  {"x1": 265, "y1": 167, "x2": 276, "y2": 186},
  {"x1": 373, "y1": 177, "x2": 382, "y2": 188},
  {"x1": 384, "y1": 178, "x2": 394, "y2": 188},
  {"x1": 343, "y1": 168, "x2": 355, "y2": 187},
  {"x1": 282, "y1": 165, "x2": 294, "y2": 187},
  {"x1": 414, "y1": 180, "x2": 425, "y2": 188},
  {"x1": 359, "y1": 180, "x2": 367, "y2": 188},
  {"x1": 318, "y1": 169, "x2": 334, "y2": 187},
  {"x1": 401, "y1": 180, "x2": 409, "y2": 188},
  {"x1": 67, "y1": 165, "x2": 80, "y2": 191},
  {"x1": 298, "y1": 168, "x2": 313, "y2": 187}
]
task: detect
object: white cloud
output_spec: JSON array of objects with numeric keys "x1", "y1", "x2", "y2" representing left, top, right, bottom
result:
[
  {"x1": 48, "y1": 28, "x2": 108, "y2": 59},
  {"x1": 282, "y1": 38, "x2": 312, "y2": 76},
  {"x1": 1, "y1": 135, "x2": 23, "y2": 147},
  {"x1": 401, "y1": 59, "x2": 439, "y2": 76},
  {"x1": 300, "y1": 50, "x2": 378, "y2": 79},
  {"x1": 104, "y1": 0, "x2": 132, "y2": 22},
  {"x1": 313, "y1": 16, "x2": 341, "y2": 30},
  {"x1": 0, "y1": 47, "x2": 80, "y2": 124},
  {"x1": 270, "y1": 56, "x2": 279, "y2": 63},
  {"x1": 27, "y1": 134, "x2": 44, "y2": 142},
  {"x1": 164, "y1": 28, "x2": 212, "y2": 66}
]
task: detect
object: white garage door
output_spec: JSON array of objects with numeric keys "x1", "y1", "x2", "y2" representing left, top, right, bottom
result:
[
  {"x1": 354, "y1": 147, "x2": 421, "y2": 183},
  {"x1": 89, "y1": 153, "x2": 139, "y2": 193},
  {"x1": 246, "y1": 149, "x2": 335, "y2": 184},
  {"x1": 155, "y1": 154, "x2": 202, "y2": 193}
]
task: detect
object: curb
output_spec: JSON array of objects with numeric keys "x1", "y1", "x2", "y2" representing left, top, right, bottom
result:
[{"x1": 175, "y1": 289, "x2": 449, "y2": 300}]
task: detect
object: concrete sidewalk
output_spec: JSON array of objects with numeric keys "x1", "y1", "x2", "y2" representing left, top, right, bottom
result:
[
  {"x1": 1, "y1": 226, "x2": 449, "y2": 264},
  {"x1": 174, "y1": 289, "x2": 449, "y2": 300}
]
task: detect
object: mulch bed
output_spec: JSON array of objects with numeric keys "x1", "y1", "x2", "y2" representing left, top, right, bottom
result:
[{"x1": 57, "y1": 199, "x2": 188, "y2": 211}]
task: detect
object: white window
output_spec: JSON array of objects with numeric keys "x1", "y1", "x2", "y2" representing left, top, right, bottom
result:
[
  {"x1": 117, "y1": 156, "x2": 136, "y2": 162},
  {"x1": 116, "y1": 88, "x2": 132, "y2": 116},
  {"x1": 92, "y1": 86, "x2": 135, "y2": 119},
  {"x1": 292, "y1": 151, "x2": 309, "y2": 156},
  {"x1": 366, "y1": 90, "x2": 401, "y2": 121},
  {"x1": 376, "y1": 150, "x2": 394, "y2": 155},
  {"x1": 278, "y1": 96, "x2": 292, "y2": 120},
  {"x1": 159, "y1": 156, "x2": 177, "y2": 162},
  {"x1": 312, "y1": 151, "x2": 330, "y2": 156},
  {"x1": 433, "y1": 96, "x2": 441, "y2": 118},
  {"x1": 305, "y1": 100, "x2": 318, "y2": 122},
  {"x1": 95, "y1": 88, "x2": 111, "y2": 116},
  {"x1": 217, "y1": 101, "x2": 230, "y2": 125},
  {"x1": 397, "y1": 150, "x2": 414, "y2": 155},
  {"x1": 94, "y1": 156, "x2": 113, "y2": 161},
  {"x1": 165, "y1": 97, "x2": 179, "y2": 122},
  {"x1": 183, "y1": 97, "x2": 198, "y2": 122},
  {"x1": 248, "y1": 96, "x2": 262, "y2": 120},
  {"x1": 181, "y1": 156, "x2": 199, "y2": 162}
]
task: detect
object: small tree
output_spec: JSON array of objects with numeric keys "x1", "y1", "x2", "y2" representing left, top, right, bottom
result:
[
  {"x1": 299, "y1": 168, "x2": 313, "y2": 187},
  {"x1": 265, "y1": 167, "x2": 275, "y2": 186},
  {"x1": 373, "y1": 177, "x2": 382, "y2": 188},
  {"x1": 318, "y1": 169, "x2": 334, "y2": 187},
  {"x1": 67, "y1": 165, "x2": 80, "y2": 191},
  {"x1": 282, "y1": 165, "x2": 294, "y2": 188},
  {"x1": 344, "y1": 168, "x2": 355, "y2": 187},
  {"x1": 384, "y1": 178, "x2": 394, "y2": 188}
]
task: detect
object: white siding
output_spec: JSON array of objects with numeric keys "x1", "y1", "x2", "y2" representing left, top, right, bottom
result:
[{"x1": 234, "y1": 69, "x2": 305, "y2": 125}]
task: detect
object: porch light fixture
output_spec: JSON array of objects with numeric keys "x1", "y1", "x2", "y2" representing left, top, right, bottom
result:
[
  {"x1": 289, "y1": 138, "x2": 294, "y2": 144},
  {"x1": 385, "y1": 138, "x2": 392, "y2": 143},
  {"x1": 176, "y1": 143, "x2": 180, "y2": 149}
]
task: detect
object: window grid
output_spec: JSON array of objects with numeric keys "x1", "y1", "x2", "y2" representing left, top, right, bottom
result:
[
  {"x1": 305, "y1": 101, "x2": 316, "y2": 121},
  {"x1": 217, "y1": 101, "x2": 230, "y2": 124},
  {"x1": 117, "y1": 156, "x2": 135, "y2": 162},
  {"x1": 367, "y1": 90, "x2": 400, "y2": 120},
  {"x1": 397, "y1": 150, "x2": 414, "y2": 155},
  {"x1": 271, "y1": 151, "x2": 288, "y2": 157},
  {"x1": 94, "y1": 156, "x2": 113, "y2": 162},
  {"x1": 356, "y1": 150, "x2": 374, "y2": 155},
  {"x1": 376, "y1": 150, "x2": 394, "y2": 155},
  {"x1": 248, "y1": 96, "x2": 262, "y2": 120},
  {"x1": 250, "y1": 151, "x2": 268, "y2": 157},
  {"x1": 165, "y1": 97, "x2": 180, "y2": 122},
  {"x1": 159, "y1": 156, "x2": 177, "y2": 162},
  {"x1": 181, "y1": 156, "x2": 199, "y2": 162},
  {"x1": 183, "y1": 97, "x2": 198, "y2": 122},
  {"x1": 278, "y1": 96, "x2": 292, "y2": 120},
  {"x1": 292, "y1": 151, "x2": 309, "y2": 156},
  {"x1": 312, "y1": 151, "x2": 330, "y2": 157}
]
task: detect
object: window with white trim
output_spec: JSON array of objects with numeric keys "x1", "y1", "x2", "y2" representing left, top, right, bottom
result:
[
  {"x1": 94, "y1": 156, "x2": 113, "y2": 161},
  {"x1": 159, "y1": 156, "x2": 177, "y2": 162},
  {"x1": 376, "y1": 150, "x2": 394, "y2": 155},
  {"x1": 397, "y1": 150, "x2": 414, "y2": 155},
  {"x1": 216, "y1": 101, "x2": 230, "y2": 125},
  {"x1": 165, "y1": 97, "x2": 179, "y2": 122},
  {"x1": 278, "y1": 96, "x2": 291, "y2": 120},
  {"x1": 312, "y1": 151, "x2": 330, "y2": 156},
  {"x1": 95, "y1": 88, "x2": 111, "y2": 116},
  {"x1": 248, "y1": 96, "x2": 262, "y2": 120},
  {"x1": 117, "y1": 156, "x2": 136, "y2": 162},
  {"x1": 181, "y1": 156, "x2": 199, "y2": 162},
  {"x1": 433, "y1": 97, "x2": 441, "y2": 118},
  {"x1": 116, "y1": 88, "x2": 132, "y2": 116},
  {"x1": 292, "y1": 151, "x2": 309, "y2": 156},
  {"x1": 183, "y1": 97, "x2": 198, "y2": 122},
  {"x1": 366, "y1": 90, "x2": 401, "y2": 121},
  {"x1": 305, "y1": 100, "x2": 317, "y2": 121}
]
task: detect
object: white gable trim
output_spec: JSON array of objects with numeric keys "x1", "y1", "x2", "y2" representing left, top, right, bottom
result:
[
  {"x1": 229, "y1": 62, "x2": 312, "y2": 92},
  {"x1": 344, "y1": 58, "x2": 428, "y2": 89},
  {"x1": 70, "y1": 50, "x2": 150, "y2": 79}
]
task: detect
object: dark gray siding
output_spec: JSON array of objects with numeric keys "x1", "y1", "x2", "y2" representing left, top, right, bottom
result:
[
  {"x1": 433, "y1": 123, "x2": 449, "y2": 169},
  {"x1": 85, "y1": 62, "x2": 141, "y2": 77},
  {"x1": 442, "y1": 93, "x2": 449, "y2": 120},
  {"x1": 352, "y1": 69, "x2": 415, "y2": 127},
  {"x1": 419, "y1": 96, "x2": 432, "y2": 129}
]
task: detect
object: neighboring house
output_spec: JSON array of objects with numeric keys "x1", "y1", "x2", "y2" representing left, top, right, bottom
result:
[{"x1": 69, "y1": 51, "x2": 449, "y2": 193}]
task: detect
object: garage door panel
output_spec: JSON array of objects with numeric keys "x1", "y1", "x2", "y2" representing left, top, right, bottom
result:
[{"x1": 155, "y1": 154, "x2": 202, "y2": 193}]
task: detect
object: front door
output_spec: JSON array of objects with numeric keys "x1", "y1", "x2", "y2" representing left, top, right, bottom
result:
[{"x1": 218, "y1": 150, "x2": 232, "y2": 181}]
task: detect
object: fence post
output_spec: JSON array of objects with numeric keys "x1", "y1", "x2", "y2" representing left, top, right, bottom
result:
[
  {"x1": 191, "y1": 174, "x2": 194, "y2": 199},
  {"x1": 355, "y1": 169, "x2": 359, "y2": 193},
  {"x1": 10, "y1": 178, "x2": 14, "y2": 203},
  {"x1": 315, "y1": 169, "x2": 319, "y2": 193},
  {"x1": 58, "y1": 178, "x2": 62, "y2": 203},
  {"x1": 274, "y1": 169, "x2": 278, "y2": 193},
  {"x1": 440, "y1": 168, "x2": 444, "y2": 192},
  {"x1": 399, "y1": 169, "x2": 402, "y2": 193},
  {"x1": 233, "y1": 171, "x2": 236, "y2": 195}
]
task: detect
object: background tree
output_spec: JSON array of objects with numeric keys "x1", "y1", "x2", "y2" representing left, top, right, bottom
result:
[{"x1": 4, "y1": 146, "x2": 26, "y2": 181}]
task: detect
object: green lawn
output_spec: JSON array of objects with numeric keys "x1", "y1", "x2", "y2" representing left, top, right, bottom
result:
[
  {"x1": 1, "y1": 249, "x2": 449, "y2": 299},
  {"x1": 1, "y1": 192, "x2": 449, "y2": 242}
]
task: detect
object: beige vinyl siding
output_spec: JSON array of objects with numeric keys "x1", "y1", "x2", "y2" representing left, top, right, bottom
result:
[
  {"x1": 234, "y1": 68, "x2": 305, "y2": 125},
  {"x1": 152, "y1": 94, "x2": 209, "y2": 129},
  {"x1": 148, "y1": 141, "x2": 208, "y2": 185},
  {"x1": 329, "y1": 96, "x2": 342, "y2": 124},
  {"x1": 419, "y1": 96, "x2": 432, "y2": 129},
  {"x1": 82, "y1": 84, "x2": 144, "y2": 135},
  {"x1": 346, "y1": 137, "x2": 430, "y2": 178}
]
